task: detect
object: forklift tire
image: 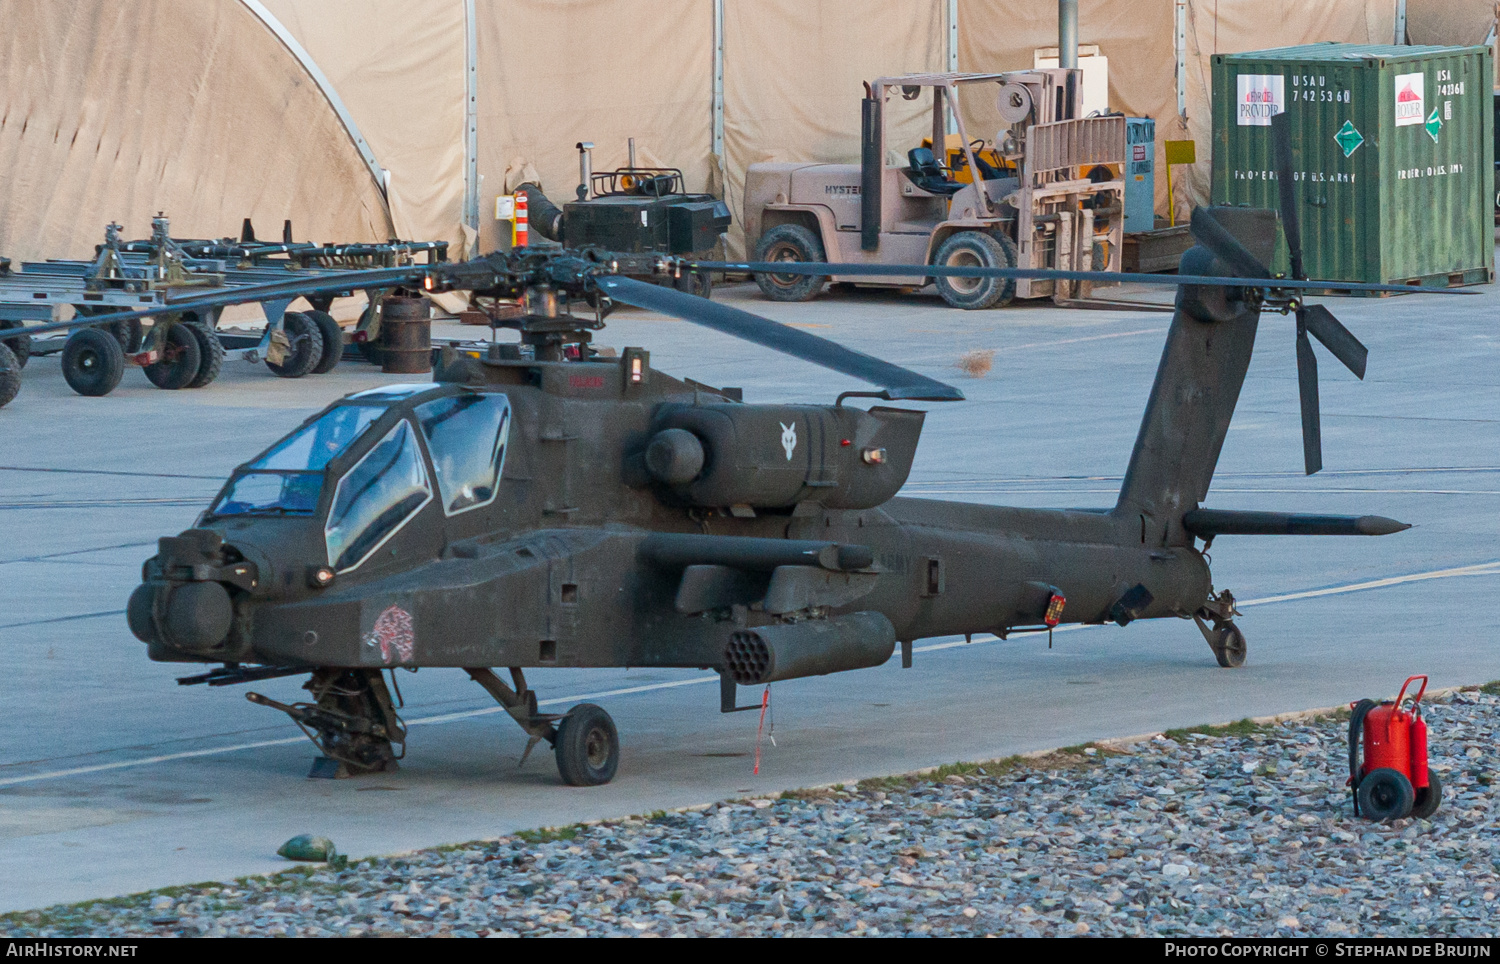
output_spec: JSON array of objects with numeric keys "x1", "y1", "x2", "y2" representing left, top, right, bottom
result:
[
  {"x1": 1410, "y1": 771, "x2": 1442, "y2": 819},
  {"x1": 1356, "y1": 767, "x2": 1415, "y2": 822},
  {"x1": 1211, "y1": 623, "x2": 1247, "y2": 668},
  {"x1": 304, "y1": 309, "x2": 343, "y2": 374},
  {"x1": 267, "y1": 312, "x2": 324, "y2": 379},
  {"x1": 0, "y1": 343, "x2": 20, "y2": 408},
  {"x1": 933, "y1": 231, "x2": 1016, "y2": 310},
  {"x1": 61, "y1": 327, "x2": 126, "y2": 397},
  {"x1": 182, "y1": 320, "x2": 225, "y2": 389},
  {"x1": 753, "y1": 224, "x2": 826, "y2": 302},
  {"x1": 0, "y1": 321, "x2": 30, "y2": 369},
  {"x1": 554, "y1": 703, "x2": 619, "y2": 787},
  {"x1": 144, "y1": 324, "x2": 203, "y2": 390}
]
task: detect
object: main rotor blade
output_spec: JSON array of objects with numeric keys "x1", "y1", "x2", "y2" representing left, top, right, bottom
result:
[
  {"x1": 1301, "y1": 303, "x2": 1368, "y2": 379},
  {"x1": 690, "y1": 260, "x2": 1473, "y2": 296},
  {"x1": 1296, "y1": 320, "x2": 1323, "y2": 476},
  {"x1": 1271, "y1": 112, "x2": 1307, "y2": 282},
  {"x1": 592, "y1": 275, "x2": 964, "y2": 402},
  {"x1": 1188, "y1": 206, "x2": 1271, "y2": 279}
]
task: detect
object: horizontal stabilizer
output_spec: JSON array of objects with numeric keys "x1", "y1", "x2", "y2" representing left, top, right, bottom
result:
[{"x1": 1182, "y1": 509, "x2": 1410, "y2": 538}]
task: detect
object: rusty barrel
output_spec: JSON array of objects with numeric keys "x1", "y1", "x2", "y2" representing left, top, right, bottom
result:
[{"x1": 379, "y1": 296, "x2": 431, "y2": 374}]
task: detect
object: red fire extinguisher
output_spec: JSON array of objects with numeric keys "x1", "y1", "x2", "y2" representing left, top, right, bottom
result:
[{"x1": 1348, "y1": 675, "x2": 1441, "y2": 821}]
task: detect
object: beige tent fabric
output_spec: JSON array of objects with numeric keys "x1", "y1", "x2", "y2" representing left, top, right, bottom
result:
[
  {"x1": 1406, "y1": 0, "x2": 1496, "y2": 45},
  {"x1": 259, "y1": 0, "x2": 468, "y2": 253},
  {"x1": 0, "y1": 0, "x2": 390, "y2": 264},
  {"x1": 721, "y1": 0, "x2": 945, "y2": 256},
  {"x1": 473, "y1": 0, "x2": 713, "y2": 254}
]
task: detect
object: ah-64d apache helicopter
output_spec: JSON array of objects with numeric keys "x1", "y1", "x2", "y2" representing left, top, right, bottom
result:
[{"x1": 109, "y1": 120, "x2": 1463, "y2": 787}]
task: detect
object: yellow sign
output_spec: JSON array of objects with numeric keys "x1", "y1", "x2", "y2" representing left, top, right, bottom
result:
[{"x1": 1164, "y1": 139, "x2": 1197, "y2": 166}]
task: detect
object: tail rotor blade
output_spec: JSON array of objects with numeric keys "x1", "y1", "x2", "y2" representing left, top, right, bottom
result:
[
  {"x1": 1296, "y1": 320, "x2": 1323, "y2": 475},
  {"x1": 1271, "y1": 111, "x2": 1307, "y2": 281},
  {"x1": 1301, "y1": 303, "x2": 1368, "y2": 379}
]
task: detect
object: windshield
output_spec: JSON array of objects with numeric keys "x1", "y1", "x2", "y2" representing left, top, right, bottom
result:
[
  {"x1": 254, "y1": 405, "x2": 383, "y2": 472},
  {"x1": 324, "y1": 420, "x2": 432, "y2": 571},
  {"x1": 210, "y1": 471, "x2": 322, "y2": 517},
  {"x1": 416, "y1": 393, "x2": 511, "y2": 515}
]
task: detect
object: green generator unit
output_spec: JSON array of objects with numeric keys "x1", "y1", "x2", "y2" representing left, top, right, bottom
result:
[{"x1": 1212, "y1": 43, "x2": 1494, "y2": 288}]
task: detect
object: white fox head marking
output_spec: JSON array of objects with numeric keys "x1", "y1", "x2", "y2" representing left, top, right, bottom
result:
[{"x1": 779, "y1": 421, "x2": 797, "y2": 461}]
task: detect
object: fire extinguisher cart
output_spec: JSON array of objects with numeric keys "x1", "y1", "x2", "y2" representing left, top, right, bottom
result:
[{"x1": 1349, "y1": 675, "x2": 1442, "y2": 821}]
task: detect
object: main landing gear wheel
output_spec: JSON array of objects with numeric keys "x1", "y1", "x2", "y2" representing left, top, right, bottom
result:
[
  {"x1": 143, "y1": 323, "x2": 202, "y2": 390},
  {"x1": 1211, "y1": 622, "x2": 1247, "y2": 669},
  {"x1": 303, "y1": 309, "x2": 343, "y2": 374},
  {"x1": 555, "y1": 703, "x2": 619, "y2": 787},
  {"x1": 61, "y1": 327, "x2": 126, "y2": 397},
  {"x1": 753, "y1": 223, "x2": 826, "y2": 302},
  {"x1": 933, "y1": 230, "x2": 1017, "y2": 310},
  {"x1": 267, "y1": 311, "x2": 324, "y2": 379}
]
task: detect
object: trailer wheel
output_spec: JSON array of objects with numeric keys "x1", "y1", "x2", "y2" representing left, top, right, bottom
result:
[
  {"x1": 672, "y1": 269, "x2": 713, "y2": 299},
  {"x1": 753, "y1": 224, "x2": 826, "y2": 302},
  {"x1": 183, "y1": 319, "x2": 225, "y2": 389},
  {"x1": 144, "y1": 324, "x2": 202, "y2": 390},
  {"x1": 267, "y1": 312, "x2": 324, "y2": 379},
  {"x1": 303, "y1": 309, "x2": 343, "y2": 374},
  {"x1": 933, "y1": 231, "x2": 1016, "y2": 309},
  {"x1": 0, "y1": 321, "x2": 31, "y2": 369},
  {"x1": 0, "y1": 343, "x2": 20, "y2": 408},
  {"x1": 1356, "y1": 767, "x2": 1414, "y2": 822},
  {"x1": 61, "y1": 327, "x2": 126, "y2": 397},
  {"x1": 107, "y1": 317, "x2": 144, "y2": 353}
]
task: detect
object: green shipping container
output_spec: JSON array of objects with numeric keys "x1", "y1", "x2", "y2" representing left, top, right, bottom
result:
[{"x1": 1212, "y1": 43, "x2": 1494, "y2": 287}]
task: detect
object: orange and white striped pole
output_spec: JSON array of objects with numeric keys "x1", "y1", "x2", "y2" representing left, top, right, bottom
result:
[{"x1": 512, "y1": 192, "x2": 529, "y2": 248}]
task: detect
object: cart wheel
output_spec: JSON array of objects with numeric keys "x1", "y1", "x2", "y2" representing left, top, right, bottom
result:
[
  {"x1": 107, "y1": 317, "x2": 144, "y2": 353},
  {"x1": 182, "y1": 320, "x2": 224, "y2": 389},
  {"x1": 933, "y1": 230, "x2": 1017, "y2": 309},
  {"x1": 0, "y1": 343, "x2": 20, "y2": 408},
  {"x1": 1356, "y1": 767, "x2": 1415, "y2": 822},
  {"x1": 1410, "y1": 770, "x2": 1442, "y2": 819},
  {"x1": 354, "y1": 305, "x2": 383, "y2": 366},
  {"x1": 266, "y1": 312, "x2": 324, "y2": 379},
  {"x1": 1211, "y1": 623, "x2": 1247, "y2": 668},
  {"x1": 672, "y1": 269, "x2": 713, "y2": 299},
  {"x1": 144, "y1": 324, "x2": 202, "y2": 390},
  {"x1": 554, "y1": 703, "x2": 619, "y2": 787},
  {"x1": 303, "y1": 309, "x2": 343, "y2": 374},
  {"x1": 0, "y1": 321, "x2": 30, "y2": 369},
  {"x1": 61, "y1": 327, "x2": 126, "y2": 397}
]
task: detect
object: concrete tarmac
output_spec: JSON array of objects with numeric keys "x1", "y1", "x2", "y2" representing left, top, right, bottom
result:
[{"x1": 1, "y1": 279, "x2": 1496, "y2": 911}]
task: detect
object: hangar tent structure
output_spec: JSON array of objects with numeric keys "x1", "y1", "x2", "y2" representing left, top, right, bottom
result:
[{"x1": 0, "y1": 0, "x2": 1492, "y2": 267}]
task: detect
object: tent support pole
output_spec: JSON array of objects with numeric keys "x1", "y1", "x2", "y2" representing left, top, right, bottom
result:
[
  {"x1": 713, "y1": 0, "x2": 725, "y2": 173},
  {"x1": 464, "y1": 0, "x2": 480, "y2": 256}
]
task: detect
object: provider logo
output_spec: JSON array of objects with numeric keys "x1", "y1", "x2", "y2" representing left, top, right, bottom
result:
[
  {"x1": 1236, "y1": 74, "x2": 1284, "y2": 126},
  {"x1": 1395, "y1": 72, "x2": 1425, "y2": 127}
]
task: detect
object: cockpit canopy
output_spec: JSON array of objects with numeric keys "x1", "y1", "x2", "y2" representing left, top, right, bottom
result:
[{"x1": 209, "y1": 384, "x2": 511, "y2": 573}]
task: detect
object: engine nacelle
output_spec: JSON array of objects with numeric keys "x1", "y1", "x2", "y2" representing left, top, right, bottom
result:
[{"x1": 645, "y1": 401, "x2": 924, "y2": 510}]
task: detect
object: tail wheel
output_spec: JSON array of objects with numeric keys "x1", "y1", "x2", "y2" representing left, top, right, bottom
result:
[
  {"x1": 182, "y1": 319, "x2": 225, "y2": 389},
  {"x1": 143, "y1": 323, "x2": 202, "y2": 390},
  {"x1": 1356, "y1": 767, "x2": 1415, "y2": 822},
  {"x1": 1211, "y1": 623, "x2": 1247, "y2": 668},
  {"x1": 933, "y1": 230, "x2": 1016, "y2": 309},
  {"x1": 753, "y1": 224, "x2": 826, "y2": 302},
  {"x1": 0, "y1": 321, "x2": 30, "y2": 369},
  {"x1": 0, "y1": 343, "x2": 20, "y2": 408},
  {"x1": 303, "y1": 309, "x2": 344, "y2": 374},
  {"x1": 61, "y1": 327, "x2": 126, "y2": 397},
  {"x1": 554, "y1": 703, "x2": 619, "y2": 787},
  {"x1": 266, "y1": 312, "x2": 324, "y2": 379}
]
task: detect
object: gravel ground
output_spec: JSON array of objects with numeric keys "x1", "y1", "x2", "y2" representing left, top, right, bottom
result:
[{"x1": 5, "y1": 686, "x2": 1497, "y2": 938}]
